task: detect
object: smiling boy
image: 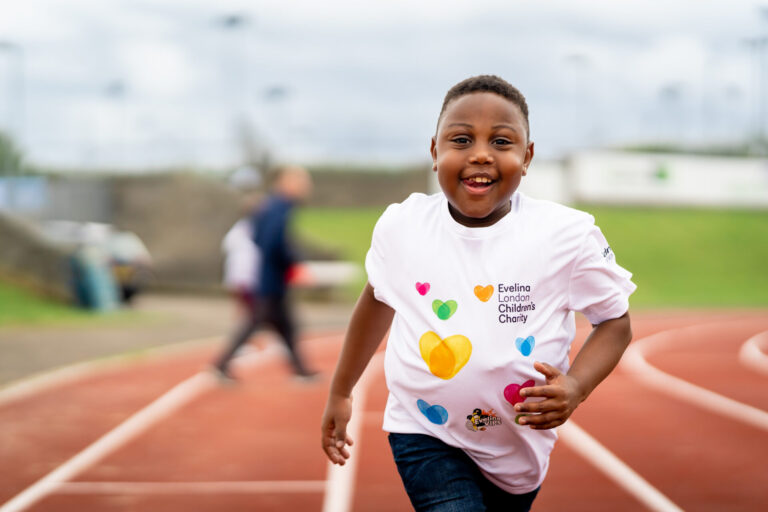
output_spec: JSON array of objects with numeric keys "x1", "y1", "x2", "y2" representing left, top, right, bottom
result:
[{"x1": 322, "y1": 75, "x2": 635, "y2": 511}]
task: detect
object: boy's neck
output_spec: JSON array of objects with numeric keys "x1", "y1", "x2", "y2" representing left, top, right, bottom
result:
[{"x1": 447, "y1": 200, "x2": 511, "y2": 228}]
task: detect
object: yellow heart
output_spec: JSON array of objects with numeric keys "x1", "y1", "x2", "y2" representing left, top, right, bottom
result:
[
  {"x1": 474, "y1": 285, "x2": 493, "y2": 302},
  {"x1": 419, "y1": 331, "x2": 472, "y2": 380}
]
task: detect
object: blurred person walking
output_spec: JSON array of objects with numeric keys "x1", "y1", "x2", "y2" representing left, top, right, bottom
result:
[{"x1": 213, "y1": 165, "x2": 317, "y2": 381}]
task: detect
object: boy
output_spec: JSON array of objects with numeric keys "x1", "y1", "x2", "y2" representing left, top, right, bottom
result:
[{"x1": 321, "y1": 75, "x2": 635, "y2": 511}]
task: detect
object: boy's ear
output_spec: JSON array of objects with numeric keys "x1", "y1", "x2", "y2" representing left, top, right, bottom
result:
[
  {"x1": 523, "y1": 141, "x2": 535, "y2": 176},
  {"x1": 430, "y1": 137, "x2": 437, "y2": 171}
]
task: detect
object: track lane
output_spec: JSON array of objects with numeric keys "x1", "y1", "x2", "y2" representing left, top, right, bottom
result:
[
  {"x1": 581, "y1": 312, "x2": 768, "y2": 511},
  {"x1": 3, "y1": 312, "x2": 767, "y2": 511},
  {"x1": 642, "y1": 317, "x2": 768, "y2": 411}
]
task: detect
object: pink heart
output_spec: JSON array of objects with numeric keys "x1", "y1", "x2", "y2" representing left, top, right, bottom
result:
[
  {"x1": 504, "y1": 379, "x2": 535, "y2": 406},
  {"x1": 415, "y1": 282, "x2": 430, "y2": 296}
]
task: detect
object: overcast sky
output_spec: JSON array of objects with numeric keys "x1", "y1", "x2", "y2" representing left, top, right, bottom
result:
[{"x1": 0, "y1": 0, "x2": 766, "y2": 171}]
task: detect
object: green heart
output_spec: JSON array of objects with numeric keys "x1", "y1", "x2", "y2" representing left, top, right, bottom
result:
[{"x1": 432, "y1": 299, "x2": 458, "y2": 320}]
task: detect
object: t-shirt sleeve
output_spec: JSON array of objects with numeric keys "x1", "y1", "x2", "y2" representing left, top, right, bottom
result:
[
  {"x1": 567, "y1": 222, "x2": 637, "y2": 324},
  {"x1": 364, "y1": 204, "x2": 398, "y2": 307}
]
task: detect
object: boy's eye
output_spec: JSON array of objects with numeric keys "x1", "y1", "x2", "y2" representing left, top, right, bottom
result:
[
  {"x1": 492, "y1": 138, "x2": 512, "y2": 146},
  {"x1": 451, "y1": 136, "x2": 471, "y2": 144}
]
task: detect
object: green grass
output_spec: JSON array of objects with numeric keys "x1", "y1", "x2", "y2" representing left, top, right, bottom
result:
[
  {"x1": 296, "y1": 205, "x2": 768, "y2": 308},
  {"x1": 580, "y1": 206, "x2": 768, "y2": 307},
  {"x1": 296, "y1": 207, "x2": 385, "y2": 264},
  {"x1": 0, "y1": 281, "x2": 144, "y2": 327},
  {"x1": 295, "y1": 207, "x2": 385, "y2": 298}
]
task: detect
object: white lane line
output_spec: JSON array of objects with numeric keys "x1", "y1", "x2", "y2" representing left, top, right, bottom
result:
[
  {"x1": 0, "y1": 332, "x2": 345, "y2": 511},
  {"x1": 0, "y1": 330, "x2": 343, "y2": 408},
  {"x1": 53, "y1": 480, "x2": 326, "y2": 494},
  {"x1": 0, "y1": 371, "x2": 218, "y2": 512},
  {"x1": 0, "y1": 342, "x2": 283, "y2": 512},
  {"x1": 0, "y1": 335, "x2": 224, "y2": 408},
  {"x1": 559, "y1": 422, "x2": 684, "y2": 512},
  {"x1": 622, "y1": 323, "x2": 768, "y2": 432},
  {"x1": 739, "y1": 331, "x2": 768, "y2": 376},
  {"x1": 322, "y1": 352, "x2": 384, "y2": 512}
]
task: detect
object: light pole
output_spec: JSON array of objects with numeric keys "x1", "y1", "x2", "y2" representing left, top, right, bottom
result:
[
  {"x1": 104, "y1": 79, "x2": 127, "y2": 169},
  {"x1": 0, "y1": 39, "x2": 24, "y2": 175},
  {"x1": 742, "y1": 6, "x2": 768, "y2": 151},
  {"x1": 745, "y1": 36, "x2": 768, "y2": 146},
  {"x1": 213, "y1": 13, "x2": 254, "y2": 166}
]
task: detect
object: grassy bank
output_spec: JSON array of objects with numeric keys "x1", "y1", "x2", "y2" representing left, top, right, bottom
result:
[
  {"x1": 0, "y1": 281, "x2": 141, "y2": 326},
  {"x1": 297, "y1": 205, "x2": 768, "y2": 308},
  {"x1": 582, "y1": 206, "x2": 768, "y2": 307}
]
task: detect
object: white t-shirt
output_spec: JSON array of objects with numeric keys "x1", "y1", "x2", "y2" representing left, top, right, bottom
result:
[
  {"x1": 365, "y1": 192, "x2": 636, "y2": 494},
  {"x1": 222, "y1": 218, "x2": 260, "y2": 291}
]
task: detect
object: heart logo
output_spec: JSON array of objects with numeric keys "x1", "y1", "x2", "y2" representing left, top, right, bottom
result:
[
  {"x1": 419, "y1": 331, "x2": 472, "y2": 380},
  {"x1": 515, "y1": 336, "x2": 535, "y2": 356},
  {"x1": 417, "y1": 399, "x2": 449, "y2": 425},
  {"x1": 415, "y1": 282, "x2": 430, "y2": 296},
  {"x1": 432, "y1": 299, "x2": 457, "y2": 320},
  {"x1": 504, "y1": 379, "x2": 535, "y2": 406},
  {"x1": 474, "y1": 285, "x2": 493, "y2": 302}
]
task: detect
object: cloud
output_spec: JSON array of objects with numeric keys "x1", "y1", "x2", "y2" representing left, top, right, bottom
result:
[{"x1": 0, "y1": 0, "x2": 764, "y2": 169}]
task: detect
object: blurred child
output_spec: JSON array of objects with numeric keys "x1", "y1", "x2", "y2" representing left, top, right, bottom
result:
[
  {"x1": 221, "y1": 194, "x2": 261, "y2": 317},
  {"x1": 321, "y1": 75, "x2": 636, "y2": 511}
]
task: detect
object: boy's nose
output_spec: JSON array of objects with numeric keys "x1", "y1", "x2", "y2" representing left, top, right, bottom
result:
[{"x1": 469, "y1": 150, "x2": 494, "y2": 164}]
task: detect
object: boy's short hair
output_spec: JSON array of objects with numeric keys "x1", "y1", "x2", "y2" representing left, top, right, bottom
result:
[{"x1": 437, "y1": 75, "x2": 529, "y2": 138}]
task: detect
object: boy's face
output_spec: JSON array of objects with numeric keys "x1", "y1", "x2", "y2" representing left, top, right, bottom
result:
[{"x1": 431, "y1": 92, "x2": 534, "y2": 227}]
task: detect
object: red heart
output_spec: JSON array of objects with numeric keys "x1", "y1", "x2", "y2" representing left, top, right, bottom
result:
[
  {"x1": 415, "y1": 282, "x2": 430, "y2": 296},
  {"x1": 503, "y1": 379, "x2": 535, "y2": 406}
]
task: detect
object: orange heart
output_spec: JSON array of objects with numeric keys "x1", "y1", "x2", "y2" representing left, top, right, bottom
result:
[{"x1": 474, "y1": 285, "x2": 493, "y2": 302}]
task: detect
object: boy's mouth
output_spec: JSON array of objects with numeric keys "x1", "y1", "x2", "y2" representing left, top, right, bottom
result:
[{"x1": 461, "y1": 175, "x2": 497, "y2": 192}]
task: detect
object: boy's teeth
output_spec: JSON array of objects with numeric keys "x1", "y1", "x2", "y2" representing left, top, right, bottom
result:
[{"x1": 467, "y1": 177, "x2": 491, "y2": 184}]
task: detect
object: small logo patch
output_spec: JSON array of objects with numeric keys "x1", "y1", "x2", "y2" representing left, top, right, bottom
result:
[{"x1": 465, "y1": 408, "x2": 502, "y2": 432}]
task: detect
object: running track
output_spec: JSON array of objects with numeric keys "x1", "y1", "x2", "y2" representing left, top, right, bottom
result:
[{"x1": 0, "y1": 310, "x2": 766, "y2": 511}]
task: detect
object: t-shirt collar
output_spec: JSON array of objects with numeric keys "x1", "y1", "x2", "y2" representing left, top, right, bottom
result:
[{"x1": 440, "y1": 192, "x2": 520, "y2": 238}]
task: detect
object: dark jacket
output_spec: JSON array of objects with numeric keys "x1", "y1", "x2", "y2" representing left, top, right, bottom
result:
[{"x1": 252, "y1": 195, "x2": 298, "y2": 298}]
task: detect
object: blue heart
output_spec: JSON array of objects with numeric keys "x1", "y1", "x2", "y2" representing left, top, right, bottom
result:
[
  {"x1": 417, "y1": 399, "x2": 449, "y2": 425},
  {"x1": 515, "y1": 336, "x2": 535, "y2": 356}
]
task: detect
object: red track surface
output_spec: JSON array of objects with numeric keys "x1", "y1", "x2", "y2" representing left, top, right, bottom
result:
[{"x1": 1, "y1": 311, "x2": 766, "y2": 511}]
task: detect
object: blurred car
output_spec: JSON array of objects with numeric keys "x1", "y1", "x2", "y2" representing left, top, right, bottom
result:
[{"x1": 40, "y1": 220, "x2": 153, "y2": 304}]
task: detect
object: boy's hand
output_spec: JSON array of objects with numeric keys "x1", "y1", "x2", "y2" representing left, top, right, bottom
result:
[
  {"x1": 514, "y1": 361, "x2": 585, "y2": 430},
  {"x1": 321, "y1": 393, "x2": 354, "y2": 465}
]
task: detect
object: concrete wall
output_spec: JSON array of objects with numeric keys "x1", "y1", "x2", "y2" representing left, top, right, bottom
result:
[
  {"x1": 0, "y1": 210, "x2": 72, "y2": 300},
  {"x1": 1, "y1": 173, "x2": 243, "y2": 295},
  {"x1": 111, "y1": 173, "x2": 242, "y2": 291},
  {"x1": 308, "y1": 168, "x2": 430, "y2": 207},
  {"x1": 0, "y1": 176, "x2": 112, "y2": 222},
  {"x1": 43, "y1": 176, "x2": 113, "y2": 222}
]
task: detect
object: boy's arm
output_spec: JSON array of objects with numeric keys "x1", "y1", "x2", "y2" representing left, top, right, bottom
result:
[
  {"x1": 322, "y1": 282, "x2": 395, "y2": 464},
  {"x1": 514, "y1": 312, "x2": 632, "y2": 429}
]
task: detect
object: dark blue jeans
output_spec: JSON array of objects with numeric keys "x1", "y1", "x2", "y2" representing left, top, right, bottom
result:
[{"x1": 388, "y1": 433, "x2": 540, "y2": 512}]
